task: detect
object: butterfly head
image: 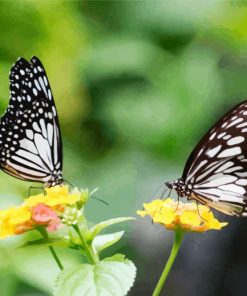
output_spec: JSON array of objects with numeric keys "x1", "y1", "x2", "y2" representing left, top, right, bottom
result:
[
  {"x1": 165, "y1": 178, "x2": 188, "y2": 197},
  {"x1": 45, "y1": 171, "x2": 64, "y2": 187}
]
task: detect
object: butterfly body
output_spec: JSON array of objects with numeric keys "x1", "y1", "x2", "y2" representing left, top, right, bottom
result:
[
  {"x1": 0, "y1": 57, "x2": 63, "y2": 188},
  {"x1": 165, "y1": 179, "x2": 191, "y2": 198},
  {"x1": 166, "y1": 101, "x2": 247, "y2": 216}
]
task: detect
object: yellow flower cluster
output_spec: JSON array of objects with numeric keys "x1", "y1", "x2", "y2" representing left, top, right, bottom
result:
[
  {"x1": 0, "y1": 185, "x2": 81, "y2": 238},
  {"x1": 137, "y1": 198, "x2": 228, "y2": 232},
  {"x1": 25, "y1": 185, "x2": 80, "y2": 209}
]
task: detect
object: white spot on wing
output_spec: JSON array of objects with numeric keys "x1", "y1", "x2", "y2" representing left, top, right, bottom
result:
[
  {"x1": 186, "y1": 160, "x2": 208, "y2": 182},
  {"x1": 26, "y1": 129, "x2": 34, "y2": 140},
  {"x1": 34, "y1": 134, "x2": 53, "y2": 170},
  {"x1": 39, "y1": 77, "x2": 48, "y2": 97},
  {"x1": 218, "y1": 147, "x2": 241, "y2": 158},
  {"x1": 19, "y1": 139, "x2": 38, "y2": 154},
  {"x1": 196, "y1": 176, "x2": 237, "y2": 187},
  {"x1": 227, "y1": 136, "x2": 245, "y2": 146},
  {"x1": 33, "y1": 122, "x2": 41, "y2": 133},
  {"x1": 236, "y1": 172, "x2": 247, "y2": 177},
  {"x1": 237, "y1": 122, "x2": 247, "y2": 128},
  {"x1": 217, "y1": 132, "x2": 226, "y2": 139},
  {"x1": 215, "y1": 161, "x2": 233, "y2": 173},
  {"x1": 40, "y1": 119, "x2": 47, "y2": 139},
  {"x1": 236, "y1": 179, "x2": 247, "y2": 185},
  {"x1": 224, "y1": 166, "x2": 242, "y2": 173},
  {"x1": 209, "y1": 132, "x2": 216, "y2": 140},
  {"x1": 218, "y1": 184, "x2": 245, "y2": 195},
  {"x1": 206, "y1": 145, "x2": 222, "y2": 158},
  {"x1": 47, "y1": 123, "x2": 53, "y2": 146},
  {"x1": 226, "y1": 118, "x2": 243, "y2": 128},
  {"x1": 223, "y1": 135, "x2": 231, "y2": 140}
]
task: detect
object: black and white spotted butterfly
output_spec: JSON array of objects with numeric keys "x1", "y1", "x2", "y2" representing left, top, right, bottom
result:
[
  {"x1": 166, "y1": 101, "x2": 247, "y2": 216},
  {"x1": 0, "y1": 56, "x2": 63, "y2": 187}
]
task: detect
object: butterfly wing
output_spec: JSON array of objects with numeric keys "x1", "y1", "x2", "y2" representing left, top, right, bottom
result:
[
  {"x1": 182, "y1": 101, "x2": 247, "y2": 216},
  {"x1": 0, "y1": 57, "x2": 63, "y2": 186},
  {"x1": 30, "y1": 56, "x2": 63, "y2": 169},
  {"x1": 0, "y1": 58, "x2": 31, "y2": 146}
]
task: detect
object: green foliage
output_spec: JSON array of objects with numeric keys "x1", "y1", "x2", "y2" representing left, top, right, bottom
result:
[
  {"x1": 92, "y1": 231, "x2": 124, "y2": 253},
  {"x1": 89, "y1": 217, "x2": 135, "y2": 238},
  {"x1": 0, "y1": 0, "x2": 246, "y2": 294},
  {"x1": 54, "y1": 254, "x2": 136, "y2": 296}
]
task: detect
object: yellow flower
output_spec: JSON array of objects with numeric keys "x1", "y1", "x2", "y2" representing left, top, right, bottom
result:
[
  {"x1": 24, "y1": 194, "x2": 45, "y2": 207},
  {"x1": 180, "y1": 211, "x2": 201, "y2": 227},
  {"x1": 0, "y1": 185, "x2": 87, "y2": 239},
  {"x1": 0, "y1": 218, "x2": 15, "y2": 238},
  {"x1": 45, "y1": 185, "x2": 69, "y2": 198},
  {"x1": 24, "y1": 185, "x2": 81, "y2": 209},
  {"x1": 137, "y1": 199, "x2": 228, "y2": 232},
  {"x1": 153, "y1": 206, "x2": 176, "y2": 224},
  {"x1": 9, "y1": 206, "x2": 31, "y2": 225},
  {"x1": 66, "y1": 190, "x2": 81, "y2": 205}
]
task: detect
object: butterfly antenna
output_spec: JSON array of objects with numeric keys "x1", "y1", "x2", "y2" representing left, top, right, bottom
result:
[
  {"x1": 91, "y1": 195, "x2": 109, "y2": 206},
  {"x1": 63, "y1": 179, "x2": 74, "y2": 187},
  {"x1": 152, "y1": 183, "x2": 165, "y2": 199},
  {"x1": 159, "y1": 187, "x2": 168, "y2": 200}
]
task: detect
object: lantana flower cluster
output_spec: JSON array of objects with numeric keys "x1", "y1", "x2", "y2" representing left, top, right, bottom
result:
[
  {"x1": 137, "y1": 198, "x2": 228, "y2": 232},
  {"x1": 0, "y1": 185, "x2": 87, "y2": 238}
]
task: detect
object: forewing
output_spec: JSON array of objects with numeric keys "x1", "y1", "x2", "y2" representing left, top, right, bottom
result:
[
  {"x1": 0, "y1": 56, "x2": 63, "y2": 183},
  {"x1": 0, "y1": 58, "x2": 31, "y2": 146},
  {"x1": 182, "y1": 101, "x2": 247, "y2": 216}
]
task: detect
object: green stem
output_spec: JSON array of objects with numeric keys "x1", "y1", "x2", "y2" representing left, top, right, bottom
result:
[
  {"x1": 73, "y1": 224, "x2": 99, "y2": 264},
  {"x1": 38, "y1": 227, "x2": 64, "y2": 271},
  {"x1": 48, "y1": 245, "x2": 64, "y2": 271},
  {"x1": 152, "y1": 231, "x2": 184, "y2": 296}
]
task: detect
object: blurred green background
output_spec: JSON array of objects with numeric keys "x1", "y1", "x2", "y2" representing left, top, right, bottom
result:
[{"x1": 1, "y1": 1, "x2": 247, "y2": 295}]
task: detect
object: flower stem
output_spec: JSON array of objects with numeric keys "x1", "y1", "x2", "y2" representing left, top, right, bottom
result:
[
  {"x1": 38, "y1": 227, "x2": 64, "y2": 271},
  {"x1": 48, "y1": 245, "x2": 64, "y2": 271},
  {"x1": 152, "y1": 230, "x2": 184, "y2": 296},
  {"x1": 73, "y1": 224, "x2": 99, "y2": 264}
]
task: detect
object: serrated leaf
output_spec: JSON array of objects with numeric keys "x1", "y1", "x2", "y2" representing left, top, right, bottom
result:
[
  {"x1": 92, "y1": 231, "x2": 124, "y2": 253},
  {"x1": 54, "y1": 254, "x2": 137, "y2": 296},
  {"x1": 89, "y1": 217, "x2": 135, "y2": 238}
]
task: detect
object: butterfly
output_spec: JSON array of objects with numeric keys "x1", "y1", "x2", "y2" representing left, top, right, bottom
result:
[
  {"x1": 166, "y1": 101, "x2": 247, "y2": 216},
  {"x1": 0, "y1": 56, "x2": 63, "y2": 187}
]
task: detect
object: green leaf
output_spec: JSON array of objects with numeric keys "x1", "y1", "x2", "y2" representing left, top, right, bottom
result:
[
  {"x1": 89, "y1": 217, "x2": 135, "y2": 238},
  {"x1": 18, "y1": 238, "x2": 69, "y2": 249},
  {"x1": 54, "y1": 254, "x2": 137, "y2": 296},
  {"x1": 103, "y1": 254, "x2": 126, "y2": 262},
  {"x1": 14, "y1": 246, "x2": 79, "y2": 294},
  {"x1": 92, "y1": 231, "x2": 124, "y2": 253}
]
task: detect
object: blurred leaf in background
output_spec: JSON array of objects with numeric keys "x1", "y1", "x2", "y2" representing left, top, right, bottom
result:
[{"x1": 1, "y1": 1, "x2": 247, "y2": 295}]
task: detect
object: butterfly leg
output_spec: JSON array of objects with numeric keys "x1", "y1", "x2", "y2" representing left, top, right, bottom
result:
[
  {"x1": 196, "y1": 201, "x2": 207, "y2": 221},
  {"x1": 28, "y1": 186, "x2": 44, "y2": 197},
  {"x1": 174, "y1": 193, "x2": 180, "y2": 212}
]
